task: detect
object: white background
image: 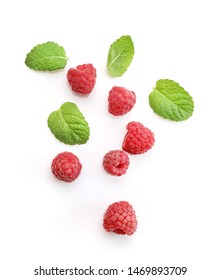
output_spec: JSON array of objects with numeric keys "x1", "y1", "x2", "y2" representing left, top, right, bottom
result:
[{"x1": 0, "y1": 0, "x2": 220, "y2": 279}]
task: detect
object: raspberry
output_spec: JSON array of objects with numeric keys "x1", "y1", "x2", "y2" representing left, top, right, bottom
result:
[
  {"x1": 51, "y1": 151, "x2": 82, "y2": 182},
  {"x1": 103, "y1": 150, "x2": 130, "y2": 176},
  {"x1": 67, "y1": 64, "x2": 96, "y2": 95},
  {"x1": 108, "y1": 86, "x2": 136, "y2": 116},
  {"x1": 122, "y1": 121, "x2": 155, "y2": 154},
  {"x1": 103, "y1": 201, "x2": 137, "y2": 235}
]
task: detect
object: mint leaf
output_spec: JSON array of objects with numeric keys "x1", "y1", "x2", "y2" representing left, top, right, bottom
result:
[
  {"x1": 48, "y1": 102, "x2": 90, "y2": 145},
  {"x1": 149, "y1": 79, "x2": 194, "y2": 121},
  {"x1": 107, "y1": 35, "x2": 134, "y2": 77},
  {"x1": 25, "y1": 41, "x2": 68, "y2": 71}
]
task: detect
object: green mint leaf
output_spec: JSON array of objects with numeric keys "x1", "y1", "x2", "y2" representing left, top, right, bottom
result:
[
  {"x1": 48, "y1": 102, "x2": 90, "y2": 145},
  {"x1": 107, "y1": 35, "x2": 134, "y2": 77},
  {"x1": 149, "y1": 79, "x2": 194, "y2": 121},
  {"x1": 25, "y1": 41, "x2": 68, "y2": 71}
]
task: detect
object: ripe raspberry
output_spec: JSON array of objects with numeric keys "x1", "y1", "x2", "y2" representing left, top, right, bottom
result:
[
  {"x1": 108, "y1": 86, "x2": 136, "y2": 116},
  {"x1": 67, "y1": 64, "x2": 96, "y2": 95},
  {"x1": 51, "y1": 152, "x2": 82, "y2": 182},
  {"x1": 103, "y1": 201, "x2": 137, "y2": 235},
  {"x1": 103, "y1": 150, "x2": 130, "y2": 176},
  {"x1": 122, "y1": 121, "x2": 155, "y2": 154}
]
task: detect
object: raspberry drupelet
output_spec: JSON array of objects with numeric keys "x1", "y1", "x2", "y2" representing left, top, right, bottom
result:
[
  {"x1": 67, "y1": 63, "x2": 96, "y2": 95},
  {"x1": 103, "y1": 201, "x2": 137, "y2": 235},
  {"x1": 103, "y1": 150, "x2": 130, "y2": 176},
  {"x1": 108, "y1": 86, "x2": 136, "y2": 116},
  {"x1": 122, "y1": 121, "x2": 155, "y2": 154},
  {"x1": 51, "y1": 151, "x2": 82, "y2": 182}
]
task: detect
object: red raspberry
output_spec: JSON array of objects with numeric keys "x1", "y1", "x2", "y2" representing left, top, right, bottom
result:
[
  {"x1": 67, "y1": 64, "x2": 96, "y2": 95},
  {"x1": 103, "y1": 201, "x2": 137, "y2": 235},
  {"x1": 108, "y1": 86, "x2": 136, "y2": 116},
  {"x1": 103, "y1": 150, "x2": 130, "y2": 176},
  {"x1": 51, "y1": 152, "x2": 82, "y2": 182},
  {"x1": 122, "y1": 121, "x2": 155, "y2": 154}
]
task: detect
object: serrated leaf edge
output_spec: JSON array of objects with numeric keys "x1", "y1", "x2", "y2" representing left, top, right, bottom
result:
[
  {"x1": 149, "y1": 79, "x2": 194, "y2": 121},
  {"x1": 60, "y1": 106, "x2": 90, "y2": 143},
  {"x1": 25, "y1": 41, "x2": 68, "y2": 71},
  {"x1": 107, "y1": 35, "x2": 134, "y2": 76},
  {"x1": 48, "y1": 102, "x2": 90, "y2": 145}
]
